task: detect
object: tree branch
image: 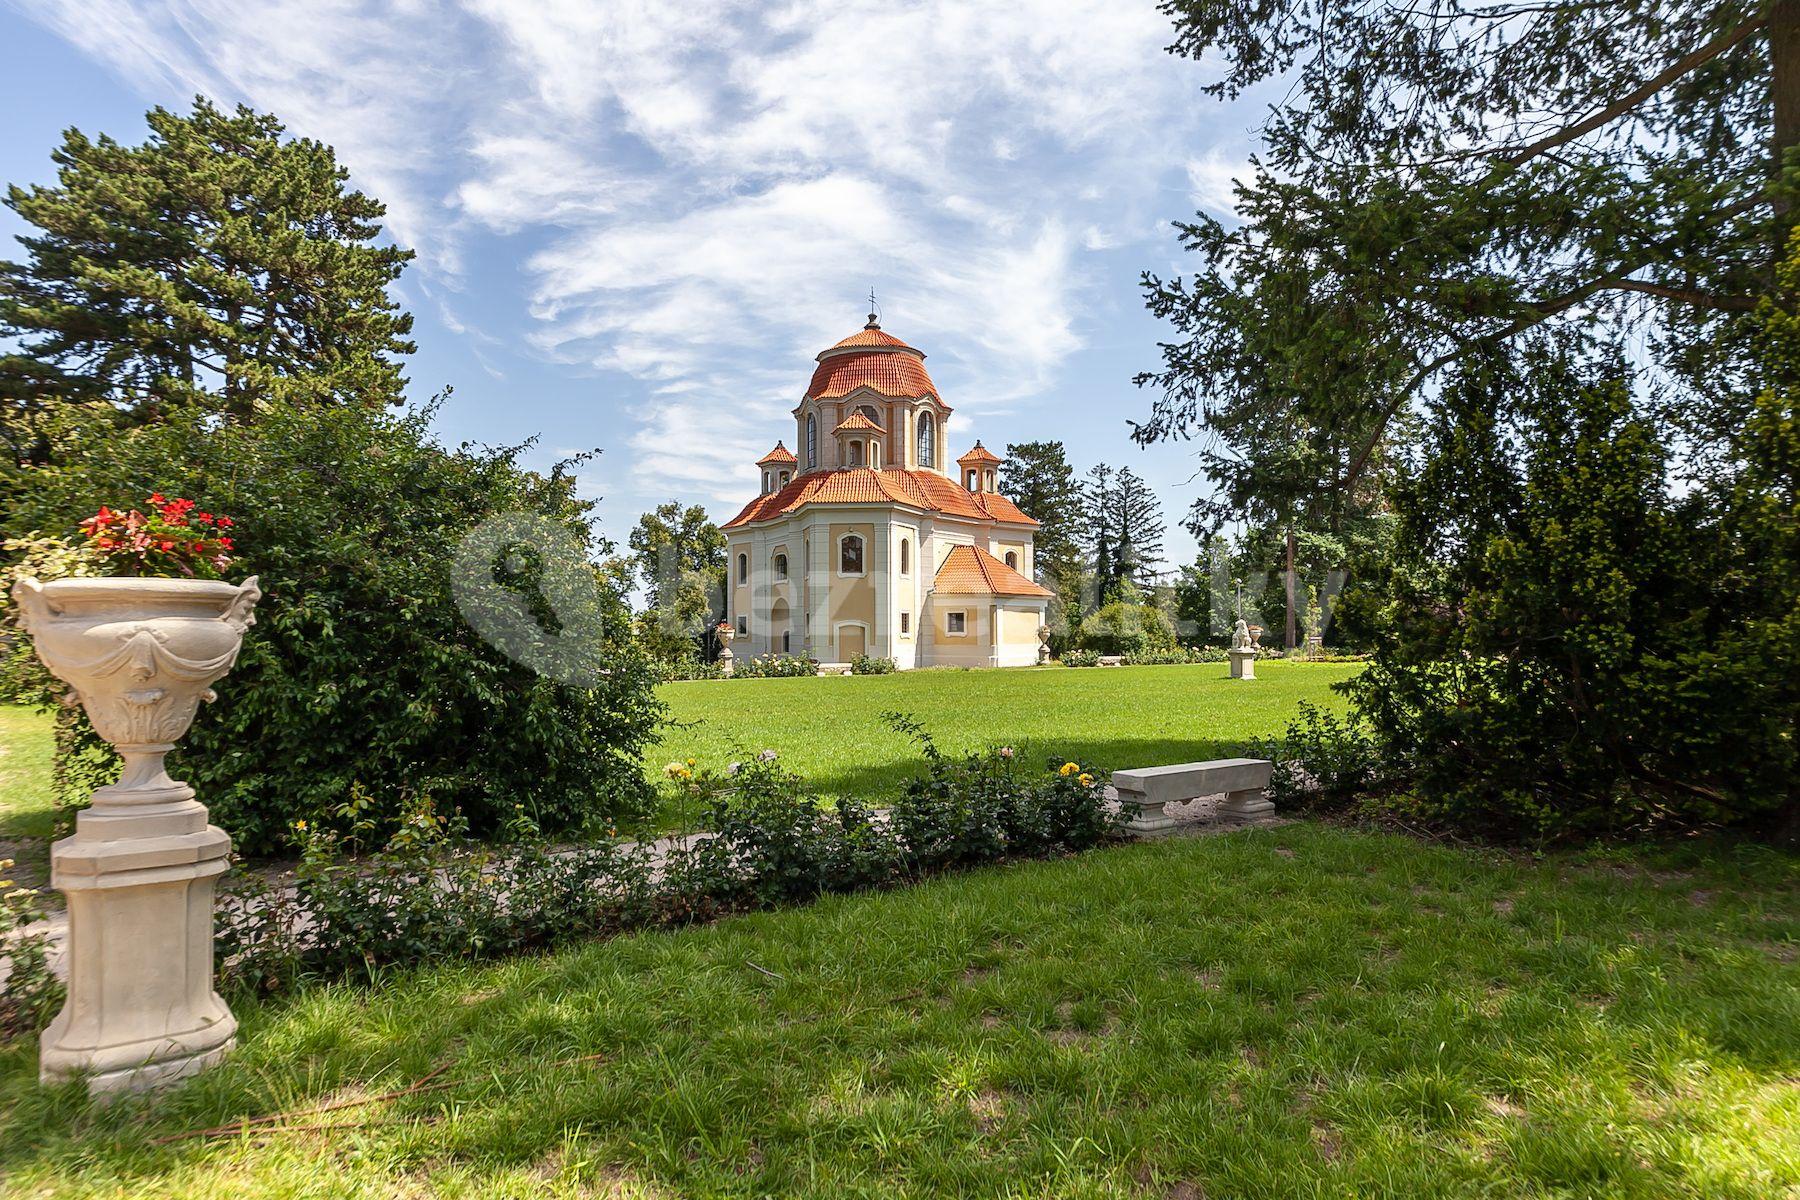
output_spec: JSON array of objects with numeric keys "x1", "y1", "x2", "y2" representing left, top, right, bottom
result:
[
  {"x1": 1601, "y1": 279, "x2": 1759, "y2": 310},
  {"x1": 1503, "y1": 16, "x2": 1769, "y2": 166}
]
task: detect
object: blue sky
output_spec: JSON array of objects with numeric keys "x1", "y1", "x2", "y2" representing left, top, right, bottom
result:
[{"x1": 2, "y1": 1, "x2": 1266, "y2": 568}]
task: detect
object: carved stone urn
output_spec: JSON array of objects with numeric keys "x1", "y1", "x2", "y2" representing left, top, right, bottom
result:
[{"x1": 11, "y1": 575, "x2": 260, "y2": 1094}]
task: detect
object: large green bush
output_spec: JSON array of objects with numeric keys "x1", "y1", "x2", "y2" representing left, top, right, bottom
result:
[
  {"x1": 1330, "y1": 346, "x2": 1795, "y2": 838},
  {"x1": 1075, "y1": 600, "x2": 1177, "y2": 657},
  {"x1": 3, "y1": 400, "x2": 664, "y2": 853}
]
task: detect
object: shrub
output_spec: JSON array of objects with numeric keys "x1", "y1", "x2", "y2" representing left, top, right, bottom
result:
[
  {"x1": 0, "y1": 860, "x2": 61, "y2": 1037},
  {"x1": 1060, "y1": 649, "x2": 1101, "y2": 667},
  {"x1": 1258, "y1": 701, "x2": 1386, "y2": 809},
  {"x1": 207, "y1": 730, "x2": 1122, "y2": 997},
  {"x1": 676, "y1": 755, "x2": 900, "y2": 906},
  {"x1": 732, "y1": 654, "x2": 817, "y2": 679},
  {"x1": 850, "y1": 653, "x2": 897, "y2": 675},
  {"x1": 1340, "y1": 348, "x2": 1797, "y2": 838},
  {"x1": 2, "y1": 399, "x2": 664, "y2": 854},
  {"x1": 886, "y1": 714, "x2": 1123, "y2": 872},
  {"x1": 658, "y1": 659, "x2": 725, "y2": 682},
  {"x1": 1077, "y1": 601, "x2": 1177, "y2": 656}
]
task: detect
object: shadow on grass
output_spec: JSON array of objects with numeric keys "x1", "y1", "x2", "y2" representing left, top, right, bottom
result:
[{"x1": 1, "y1": 828, "x2": 1794, "y2": 1197}]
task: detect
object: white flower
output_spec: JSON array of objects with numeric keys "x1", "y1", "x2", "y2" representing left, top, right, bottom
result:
[
  {"x1": 999, "y1": 746, "x2": 1015, "y2": 758},
  {"x1": 757, "y1": 749, "x2": 778, "y2": 762},
  {"x1": 727, "y1": 761, "x2": 742, "y2": 776}
]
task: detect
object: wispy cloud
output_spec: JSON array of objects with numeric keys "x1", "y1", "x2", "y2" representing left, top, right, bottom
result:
[{"x1": 13, "y1": 0, "x2": 1215, "y2": 502}]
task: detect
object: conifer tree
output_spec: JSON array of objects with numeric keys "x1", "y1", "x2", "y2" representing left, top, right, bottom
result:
[{"x1": 0, "y1": 97, "x2": 415, "y2": 464}]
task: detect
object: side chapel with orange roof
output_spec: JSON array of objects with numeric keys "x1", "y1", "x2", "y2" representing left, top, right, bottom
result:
[{"x1": 722, "y1": 310, "x2": 1050, "y2": 668}]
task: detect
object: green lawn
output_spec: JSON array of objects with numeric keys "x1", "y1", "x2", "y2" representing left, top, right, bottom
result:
[
  {"x1": 650, "y1": 661, "x2": 1358, "y2": 806},
  {"x1": 1, "y1": 825, "x2": 1793, "y2": 1198},
  {"x1": 0, "y1": 704, "x2": 56, "y2": 841}
]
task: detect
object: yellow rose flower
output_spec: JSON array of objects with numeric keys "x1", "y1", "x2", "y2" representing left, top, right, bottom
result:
[
  {"x1": 1078, "y1": 773, "x2": 1094, "y2": 787},
  {"x1": 1059, "y1": 762, "x2": 1080, "y2": 776}
]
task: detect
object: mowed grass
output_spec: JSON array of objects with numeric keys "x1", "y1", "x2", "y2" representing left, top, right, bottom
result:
[
  {"x1": 1, "y1": 825, "x2": 1794, "y2": 1198},
  {"x1": 0, "y1": 704, "x2": 56, "y2": 841},
  {"x1": 650, "y1": 661, "x2": 1359, "y2": 802}
]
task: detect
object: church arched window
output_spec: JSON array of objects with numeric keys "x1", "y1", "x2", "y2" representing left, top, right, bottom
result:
[
  {"x1": 855, "y1": 404, "x2": 880, "y2": 425},
  {"x1": 806, "y1": 413, "x2": 817, "y2": 469},
  {"x1": 917, "y1": 412, "x2": 934, "y2": 467},
  {"x1": 900, "y1": 537, "x2": 911, "y2": 575},
  {"x1": 1005, "y1": 551, "x2": 1019, "y2": 571},
  {"x1": 838, "y1": 534, "x2": 864, "y2": 576}
]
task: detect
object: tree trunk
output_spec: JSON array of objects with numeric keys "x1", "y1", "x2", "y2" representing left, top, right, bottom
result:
[
  {"x1": 1285, "y1": 526, "x2": 1297, "y2": 651},
  {"x1": 1774, "y1": 0, "x2": 1800, "y2": 220}
]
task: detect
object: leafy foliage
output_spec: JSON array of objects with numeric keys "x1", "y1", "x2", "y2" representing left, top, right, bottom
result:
[
  {"x1": 1077, "y1": 598, "x2": 1177, "y2": 658},
  {"x1": 210, "y1": 733, "x2": 1121, "y2": 997},
  {"x1": 1340, "y1": 346, "x2": 1793, "y2": 836},
  {"x1": 732, "y1": 653, "x2": 818, "y2": 679},
  {"x1": 0, "y1": 859, "x2": 60, "y2": 1038},
  {"x1": 627, "y1": 500, "x2": 725, "y2": 663},
  {"x1": 4, "y1": 399, "x2": 664, "y2": 854},
  {"x1": 849, "y1": 653, "x2": 897, "y2": 675}
]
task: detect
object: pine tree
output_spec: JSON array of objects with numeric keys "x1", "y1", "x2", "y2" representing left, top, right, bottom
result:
[
  {"x1": 1110, "y1": 467, "x2": 1166, "y2": 586},
  {"x1": 1084, "y1": 463, "x2": 1115, "y2": 603},
  {"x1": 999, "y1": 440, "x2": 1083, "y2": 578},
  {"x1": 0, "y1": 97, "x2": 415, "y2": 464}
]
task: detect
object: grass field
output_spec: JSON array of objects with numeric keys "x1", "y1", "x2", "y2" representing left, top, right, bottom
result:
[
  {"x1": 649, "y1": 661, "x2": 1359, "y2": 807},
  {"x1": 1, "y1": 824, "x2": 1793, "y2": 1198},
  {"x1": 0, "y1": 704, "x2": 55, "y2": 842}
]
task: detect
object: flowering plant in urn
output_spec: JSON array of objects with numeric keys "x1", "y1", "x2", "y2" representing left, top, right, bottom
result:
[
  {"x1": 12, "y1": 497, "x2": 258, "y2": 808},
  {"x1": 8, "y1": 496, "x2": 260, "y2": 1092}
]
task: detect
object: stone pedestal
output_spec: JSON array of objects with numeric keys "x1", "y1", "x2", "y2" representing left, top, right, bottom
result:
[
  {"x1": 1218, "y1": 787, "x2": 1275, "y2": 820},
  {"x1": 1228, "y1": 647, "x2": 1256, "y2": 679},
  {"x1": 12, "y1": 575, "x2": 259, "y2": 1094},
  {"x1": 45, "y1": 803, "x2": 236, "y2": 1092}
]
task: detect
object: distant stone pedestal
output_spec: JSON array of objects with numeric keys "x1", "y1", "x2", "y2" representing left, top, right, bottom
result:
[
  {"x1": 1036, "y1": 624, "x2": 1050, "y2": 665},
  {"x1": 717, "y1": 626, "x2": 736, "y2": 677},
  {"x1": 12, "y1": 575, "x2": 260, "y2": 1095},
  {"x1": 1228, "y1": 647, "x2": 1256, "y2": 679}
]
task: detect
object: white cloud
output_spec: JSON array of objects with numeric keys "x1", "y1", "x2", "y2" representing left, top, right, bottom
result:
[
  {"x1": 14, "y1": 0, "x2": 1226, "y2": 503},
  {"x1": 1186, "y1": 147, "x2": 1254, "y2": 219}
]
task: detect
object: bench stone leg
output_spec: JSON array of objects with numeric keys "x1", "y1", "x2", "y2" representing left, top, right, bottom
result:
[
  {"x1": 1218, "y1": 787, "x2": 1274, "y2": 820},
  {"x1": 1117, "y1": 789, "x2": 1184, "y2": 838}
]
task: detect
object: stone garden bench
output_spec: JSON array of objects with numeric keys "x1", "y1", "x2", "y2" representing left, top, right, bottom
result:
[{"x1": 1112, "y1": 758, "x2": 1275, "y2": 837}]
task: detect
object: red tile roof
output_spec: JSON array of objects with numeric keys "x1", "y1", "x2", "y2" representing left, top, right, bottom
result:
[
  {"x1": 832, "y1": 411, "x2": 884, "y2": 434},
  {"x1": 757, "y1": 441, "x2": 798, "y2": 465},
  {"x1": 956, "y1": 441, "x2": 1002, "y2": 465},
  {"x1": 722, "y1": 468, "x2": 1041, "y2": 529},
  {"x1": 830, "y1": 327, "x2": 913, "y2": 350},
  {"x1": 933, "y1": 544, "x2": 1052, "y2": 598},
  {"x1": 807, "y1": 351, "x2": 938, "y2": 402}
]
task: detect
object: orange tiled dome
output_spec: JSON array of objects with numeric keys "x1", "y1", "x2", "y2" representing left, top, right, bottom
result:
[{"x1": 806, "y1": 317, "x2": 943, "y2": 404}]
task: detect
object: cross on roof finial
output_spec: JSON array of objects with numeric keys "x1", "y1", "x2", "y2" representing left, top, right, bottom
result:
[{"x1": 865, "y1": 287, "x2": 880, "y2": 329}]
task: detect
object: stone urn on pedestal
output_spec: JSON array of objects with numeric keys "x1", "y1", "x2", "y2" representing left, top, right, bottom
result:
[
  {"x1": 12, "y1": 575, "x2": 260, "y2": 1094},
  {"x1": 1036, "y1": 623, "x2": 1051, "y2": 666},
  {"x1": 716, "y1": 620, "x2": 737, "y2": 677}
]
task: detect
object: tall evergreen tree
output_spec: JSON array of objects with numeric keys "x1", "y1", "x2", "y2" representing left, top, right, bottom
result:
[
  {"x1": 999, "y1": 440, "x2": 1083, "y2": 577},
  {"x1": 1084, "y1": 463, "x2": 1115, "y2": 601},
  {"x1": 0, "y1": 97, "x2": 415, "y2": 464},
  {"x1": 1110, "y1": 467, "x2": 1166, "y2": 586}
]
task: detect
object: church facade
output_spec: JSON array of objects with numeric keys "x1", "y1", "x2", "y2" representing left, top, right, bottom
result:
[{"x1": 722, "y1": 314, "x2": 1050, "y2": 669}]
